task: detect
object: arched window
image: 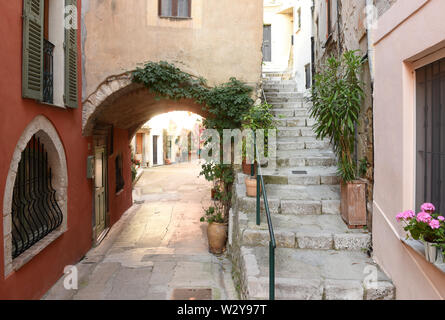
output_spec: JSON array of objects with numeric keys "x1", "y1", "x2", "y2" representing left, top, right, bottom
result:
[
  {"x1": 3, "y1": 116, "x2": 67, "y2": 277},
  {"x1": 11, "y1": 135, "x2": 63, "y2": 258}
]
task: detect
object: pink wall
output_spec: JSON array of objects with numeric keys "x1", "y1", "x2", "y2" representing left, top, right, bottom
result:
[{"x1": 373, "y1": 0, "x2": 445, "y2": 299}]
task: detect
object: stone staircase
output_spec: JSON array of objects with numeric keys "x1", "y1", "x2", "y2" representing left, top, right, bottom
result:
[{"x1": 230, "y1": 78, "x2": 395, "y2": 300}]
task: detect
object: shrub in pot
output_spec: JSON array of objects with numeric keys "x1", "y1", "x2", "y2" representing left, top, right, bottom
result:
[
  {"x1": 309, "y1": 50, "x2": 368, "y2": 228},
  {"x1": 200, "y1": 205, "x2": 227, "y2": 255},
  {"x1": 396, "y1": 203, "x2": 445, "y2": 263},
  {"x1": 241, "y1": 102, "x2": 276, "y2": 194}
]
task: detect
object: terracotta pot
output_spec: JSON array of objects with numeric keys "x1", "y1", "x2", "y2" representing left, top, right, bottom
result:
[
  {"x1": 242, "y1": 159, "x2": 257, "y2": 175},
  {"x1": 245, "y1": 177, "x2": 260, "y2": 198},
  {"x1": 340, "y1": 179, "x2": 367, "y2": 229},
  {"x1": 207, "y1": 222, "x2": 228, "y2": 254}
]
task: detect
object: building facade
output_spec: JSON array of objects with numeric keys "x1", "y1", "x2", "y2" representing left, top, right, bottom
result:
[
  {"x1": 372, "y1": 0, "x2": 445, "y2": 299},
  {"x1": 312, "y1": 0, "x2": 375, "y2": 228},
  {"x1": 0, "y1": 0, "x2": 93, "y2": 299},
  {"x1": 263, "y1": 0, "x2": 313, "y2": 91}
]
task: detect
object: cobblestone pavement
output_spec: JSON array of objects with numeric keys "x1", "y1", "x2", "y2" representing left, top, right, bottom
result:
[{"x1": 44, "y1": 161, "x2": 238, "y2": 300}]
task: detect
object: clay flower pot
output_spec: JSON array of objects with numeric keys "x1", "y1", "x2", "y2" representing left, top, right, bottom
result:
[
  {"x1": 242, "y1": 159, "x2": 257, "y2": 175},
  {"x1": 340, "y1": 179, "x2": 367, "y2": 229},
  {"x1": 207, "y1": 222, "x2": 228, "y2": 254},
  {"x1": 245, "y1": 176, "x2": 260, "y2": 198}
]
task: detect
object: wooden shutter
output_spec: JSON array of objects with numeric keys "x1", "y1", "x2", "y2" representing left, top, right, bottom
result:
[
  {"x1": 188, "y1": 0, "x2": 192, "y2": 17},
  {"x1": 64, "y1": 0, "x2": 78, "y2": 108},
  {"x1": 22, "y1": 0, "x2": 44, "y2": 101}
]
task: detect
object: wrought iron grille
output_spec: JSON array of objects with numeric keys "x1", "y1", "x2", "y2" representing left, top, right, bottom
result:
[
  {"x1": 11, "y1": 135, "x2": 63, "y2": 259},
  {"x1": 43, "y1": 39, "x2": 54, "y2": 104},
  {"x1": 416, "y1": 58, "x2": 445, "y2": 212}
]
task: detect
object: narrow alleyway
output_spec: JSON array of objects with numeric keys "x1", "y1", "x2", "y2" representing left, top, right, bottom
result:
[{"x1": 44, "y1": 161, "x2": 237, "y2": 300}]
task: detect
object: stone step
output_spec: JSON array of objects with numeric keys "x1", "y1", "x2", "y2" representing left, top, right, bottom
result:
[
  {"x1": 272, "y1": 109, "x2": 310, "y2": 117},
  {"x1": 277, "y1": 127, "x2": 318, "y2": 138},
  {"x1": 266, "y1": 92, "x2": 305, "y2": 98},
  {"x1": 239, "y1": 246, "x2": 395, "y2": 300},
  {"x1": 269, "y1": 102, "x2": 306, "y2": 109},
  {"x1": 260, "y1": 166, "x2": 339, "y2": 185},
  {"x1": 235, "y1": 182, "x2": 340, "y2": 203},
  {"x1": 273, "y1": 152, "x2": 337, "y2": 168},
  {"x1": 236, "y1": 194, "x2": 340, "y2": 216},
  {"x1": 276, "y1": 139, "x2": 331, "y2": 151},
  {"x1": 275, "y1": 117, "x2": 316, "y2": 128},
  {"x1": 239, "y1": 214, "x2": 370, "y2": 250},
  {"x1": 264, "y1": 86, "x2": 298, "y2": 92},
  {"x1": 268, "y1": 97, "x2": 305, "y2": 103}
]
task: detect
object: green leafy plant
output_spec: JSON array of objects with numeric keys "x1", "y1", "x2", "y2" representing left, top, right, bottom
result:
[
  {"x1": 241, "y1": 102, "x2": 277, "y2": 160},
  {"x1": 200, "y1": 206, "x2": 225, "y2": 224},
  {"x1": 309, "y1": 50, "x2": 365, "y2": 182}
]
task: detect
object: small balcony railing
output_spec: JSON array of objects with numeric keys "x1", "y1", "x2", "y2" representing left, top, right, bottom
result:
[{"x1": 43, "y1": 39, "x2": 54, "y2": 104}]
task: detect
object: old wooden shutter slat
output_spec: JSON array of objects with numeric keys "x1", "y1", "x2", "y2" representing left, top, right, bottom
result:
[
  {"x1": 64, "y1": 0, "x2": 78, "y2": 108},
  {"x1": 22, "y1": 0, "x2": 44, "y2": 101}
]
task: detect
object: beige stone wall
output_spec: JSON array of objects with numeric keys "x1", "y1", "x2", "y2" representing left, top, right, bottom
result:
[{"x1": 81, "y1": 0, "x2": 263, "y2": 99}]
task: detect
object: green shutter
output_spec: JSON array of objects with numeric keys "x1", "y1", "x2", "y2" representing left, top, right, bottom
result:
[
  {"x1": 22, "y1": 0, "x2": 44, "y2": 101},
  {"x1": 64, "y1": 0, "x2": 78, "y2": 108}
]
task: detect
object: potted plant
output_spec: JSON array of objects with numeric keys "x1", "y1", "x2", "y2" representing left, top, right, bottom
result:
[
  {"x1": 241, "y1": 102, "x2": 276, "y2": 195},
  {"x1": 200, "y1": 205, "x2": 227, "y2": 254},
  {"x1": 396, "y1": 203, "x2": 445, "y2": 263},
  {"x1": 309, "y1": 50, "x2": 368, "y2": 228}
]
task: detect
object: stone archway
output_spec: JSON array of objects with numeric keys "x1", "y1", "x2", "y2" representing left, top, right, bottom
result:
[
  {"x1": 3, "y1": 115, "x2": 68, "y2": 277},
  {"x1": 82, "y1": 72, "x2": 209, "y2": 137}
]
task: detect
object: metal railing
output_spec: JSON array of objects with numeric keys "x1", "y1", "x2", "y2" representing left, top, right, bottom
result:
[
  {"x1": 43, "y1": 39, "x2": 54, "y2": 104},
  {"x1": 252, "y1": 132, "x2": 276, "y2": 300}
]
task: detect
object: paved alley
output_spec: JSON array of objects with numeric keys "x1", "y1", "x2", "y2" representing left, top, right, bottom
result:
[{"x1": 44, "y1": 161, "x2": 237, "y2": 300}]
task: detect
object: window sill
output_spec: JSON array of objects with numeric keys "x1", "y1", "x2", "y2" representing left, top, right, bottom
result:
[
  {"x1": 39, "y1": 101, "x2": 67, "y2": 110},
  {"x1": 159, "y1": 15, "x2": 192, "y2": 20},
  {"x1": 12, "y1": 229, "x2": 65, "y2": 272},
  {"x1": 402, "y1": 239, "x2": 445, "y2": 273}
]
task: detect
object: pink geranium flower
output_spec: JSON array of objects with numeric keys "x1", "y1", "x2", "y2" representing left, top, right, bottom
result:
[
  {"x1": 420, "y1": 203, "x2": 435, "y2": 213},
  {"x1": 438, "y1": 216, "x2": 445, "y2": 222},
  {"x1": 396, "y1": 210, "x2": 415, "y2": 222},
  {"x1": 429, "y1": 219, "x2": 440, "y2": 229},
  {"x1": 416, "y1": 211, "x2": 432, "y2": 223}
]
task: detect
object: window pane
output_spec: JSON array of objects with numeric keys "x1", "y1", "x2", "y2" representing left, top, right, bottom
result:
[
  {"x1": 178, "y1": 0, "x2": 189, "y2": 17},
  {"x1": 161, "y1": 0, "x2": 173, "y2": 16},
  {"x1": 416, "y1": 58, "x2": 445, "y2": 212}
]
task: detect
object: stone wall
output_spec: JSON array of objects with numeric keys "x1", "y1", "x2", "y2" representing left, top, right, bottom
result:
[{"x1": 312, "y1": 0, "x2": 398, "y2": 230}]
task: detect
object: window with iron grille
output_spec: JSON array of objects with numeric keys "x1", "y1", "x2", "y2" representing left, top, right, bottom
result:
[
  {"x1": 416, "y1": 58, "x2": 445, "y2": 212},
  {"x1": 11, "y1": 135, "x2": 63, "y2": 258},
  {"x1": 159, "y1": 0, "x2": 191, "y2": 18}
]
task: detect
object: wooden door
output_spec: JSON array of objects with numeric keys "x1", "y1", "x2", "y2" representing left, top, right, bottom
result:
[{"x1": 94, "y1": 146, "x2": 107, "y2": 240}]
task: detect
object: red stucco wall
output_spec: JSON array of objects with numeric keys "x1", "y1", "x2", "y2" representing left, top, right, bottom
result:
[
  {"x1": 0, "y1": 0, "x2": 91, "y2": 299},
  {"x1": 108, "y1": 128, "x2": 133, "y2": 226},
  {"x1": 0, "y1": 0, "x2": 133, "y2": 299}
]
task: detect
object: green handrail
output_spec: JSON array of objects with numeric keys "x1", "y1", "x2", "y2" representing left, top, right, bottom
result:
[{"x1": 251, "y1": 132, "x2": 276, "y2": 300}]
